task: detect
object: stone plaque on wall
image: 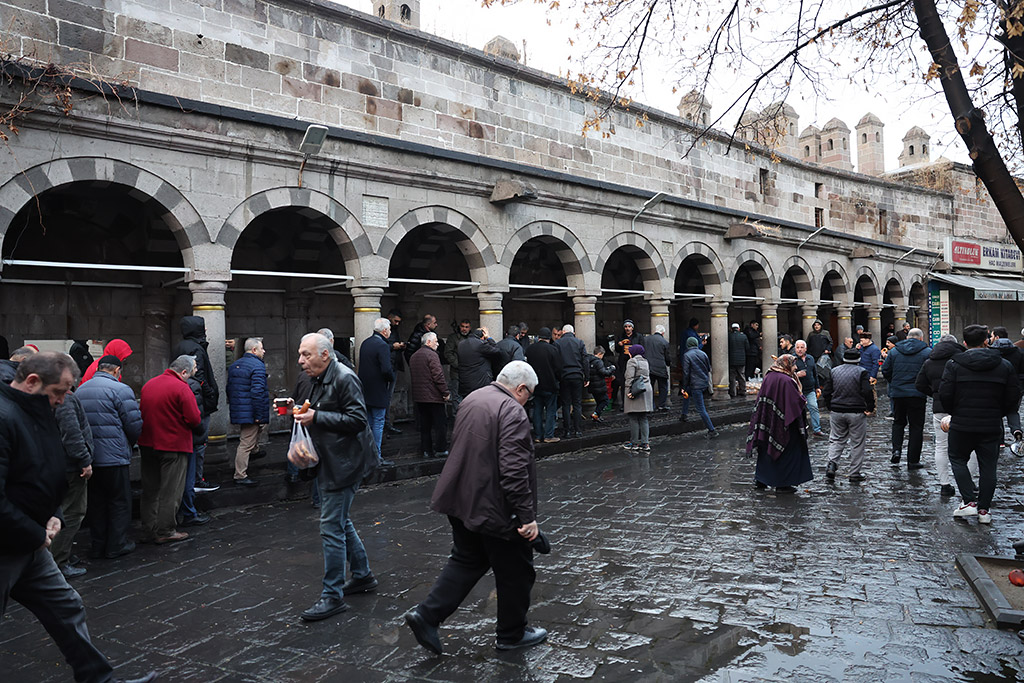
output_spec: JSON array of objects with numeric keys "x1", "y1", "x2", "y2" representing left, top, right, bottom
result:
[{"x1": 362, "y1": 196, "x2": 389, "y2": 229}]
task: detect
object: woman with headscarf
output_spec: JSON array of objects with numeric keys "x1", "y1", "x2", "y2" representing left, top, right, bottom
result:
[
  {"x1": 746, "y1": 354, "x2": 812, "y2": 493},
  {"x1": 613, "y1": 320, "x2": 640, "y2": 410},
  {"x1": 623, "y1": 344, "x2": 653, "y2": 453}
]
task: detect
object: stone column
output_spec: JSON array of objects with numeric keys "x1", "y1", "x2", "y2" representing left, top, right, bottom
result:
[
  {"x1": 141, "y1": 291, "x2": 173, "y2": 382},
  {"x1": 760, "y1": 302, "x2": 779, "y2": 372},
  {"x1": 477, "y1": 292, "x2": 504, "y2": 340},
  {"x1": 649, "y1": 298, "x2": 671, "y2": 341},
  {"x1": 572, "y1": 295, "x2": 598, "y2": 351},
  {"x1": 837, "y1": 304, "x2": 854, "y2": 344},
  {"x1": 710, "y1": 300, "x2": 730, "y2": 394},
  {"x1": 868, "y1": 305, "x2": 883, "y2": 345},
  {"x1": 189, "y1": 281, "x2": 228, "y2": 462},
  {"x1": 894, "y1": 307, "x2": 909, "y2": 331},
  {"x1": 802, "y1": 304, "x2": 819, "y2": 340},
  {"x1": 351, "y1": 286, "x2": 384, "y2": 368},
  {"x1": 284, "y1": 293, "x2": 311, "y2": 389}
]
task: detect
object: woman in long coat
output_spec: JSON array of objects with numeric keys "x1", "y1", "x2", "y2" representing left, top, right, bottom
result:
[
  {"x1": 746, "y1": 354, "x2": 812, "y2": 492},
  {"x1": 623, "y1": 344, "x2": 653, "y2": 453}
]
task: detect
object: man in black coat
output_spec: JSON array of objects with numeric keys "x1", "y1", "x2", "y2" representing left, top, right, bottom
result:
[
  {"x1": 990, "y1": 326, "x2": 1024, "y2": 441},
  {"x1": 939, "y1": 324, "x2": 1021, "y2": 524},
  {"x1": 525, "y1": 327, "x2": 563, "y2": 442},
  {"x1": 0, "y1": 352, "x2": 155, "y2": 683},
  {"x1": 174, "y1": 316, "x2": 220, "y2": 491},
  {"x1": 645, "y1": 325, "x2": 673, "y2": 410},
  {"x1": 404, "y1": 314, "x2": 438, "y2": 363},
  {"x1": 555, "y1": 324, "x2": 590, "y2": 438},
  {"x1": 727, "y1": 323, "x2": 750, "y2": 397},
  {"x1": 358, "y1": 318, "x2": 396, "y2": 459},
  {"x1": 915, "y1": 333, "x2": 967, "y2": 496},
  {"x1": 744, "y1": 321, "x2": 762, "y2": 378},
  {"x1": 457, "y1": 328, "x2": 505, "y2": 397},
  {"x1": 295, "y1": 333, "x2": 378, "y2": 622}
]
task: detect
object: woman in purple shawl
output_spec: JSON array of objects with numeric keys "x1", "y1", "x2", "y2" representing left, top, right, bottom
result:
[{"x1": 746, "y1": 354, "x2": 812, "y2": 492}]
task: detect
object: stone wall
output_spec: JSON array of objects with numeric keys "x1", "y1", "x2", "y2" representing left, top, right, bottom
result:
[{"x1": 0, "y1": 0, "x2": 1011, "y2": 248}]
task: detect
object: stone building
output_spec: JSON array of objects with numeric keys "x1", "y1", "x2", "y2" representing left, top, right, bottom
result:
[{"x1": 0, "y1": 0, "x2": 1018, "y2": 452}]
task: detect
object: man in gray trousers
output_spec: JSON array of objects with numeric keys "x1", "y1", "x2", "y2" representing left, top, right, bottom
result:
[{"x1": 821, "y1": 347, "x2": 876, "y2": 483}]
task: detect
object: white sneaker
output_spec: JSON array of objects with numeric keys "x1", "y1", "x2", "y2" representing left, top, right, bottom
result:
[
  {"x1": 953, "y1": 502, "x2": 978, "y2": 518},
  {"x1": 978, "y1": 509, "x2": 992, "y2": 524}
]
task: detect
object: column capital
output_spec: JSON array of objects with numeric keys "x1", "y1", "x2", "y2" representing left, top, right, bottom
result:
[
  {"x1": 710, "y1": 301, "x2": 729, "y2": 316},
  {"x1": 572, "y1": 295, "x2": 597, "y2": 315},
  {"x1": 188, "y1": 280, "x2": 226, "y2": 309},
  {"x1": 477, "y1": 291, "x2": 503, "y2": 314},
  {"x1": 760, "y1": 301, "x2": 779, "y2": 317}
]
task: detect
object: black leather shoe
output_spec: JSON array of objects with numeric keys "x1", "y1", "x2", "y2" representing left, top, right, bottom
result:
[
  {"x1": 405, "y1": 607, "x2": 443, "y2": 654},
  {"x1": 234, "y1": 477, "x2": 258, "y2": 487},
  {"x1": 849, "y1": 473, "x2": 866, "y2": 483},
  {"x1": 940, "y1": 484, "x2": 956, "y2": 497},
  {"x1": 1014, "y1": 539, "x2": 1024, "y2": 557},
  {"x1": 496, "y1": 626, "x2": 548, "y2": 651},
  {"x1": 106, "y1": 542, "x2": 136, "y2": 559},
  {"x1": 825, "y1": 462, "x2": 838, "y2": 479},
  {"x1": 890, "y1": 453, "x2": 901, "y2": 465},
  {"x1": 180, "y1": 512, "x2": 211, "y2": 527},
  {"x1": 342, "y1": 574, "x2": 378, "y2": 595},
  {"x1": 385, "y1": 425, "x2": 402, "y2": 435},
  {"x1": 113, "y1": 672, "x2": 157, "y2": 683},
  {"x1": 59, "y1": 563, "x2": 87, "y2": 579},
  {"x1": 300, "y1": 596, "x2": 348, "y2": 622},
  {"x1": 907, "y1": 462, "x2": 925, "y2": 471}
]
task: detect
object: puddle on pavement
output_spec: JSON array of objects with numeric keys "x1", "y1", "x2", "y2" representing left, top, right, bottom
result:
[{"x1": 955, "y1": 659, "x2": 1023, "y2": 682}]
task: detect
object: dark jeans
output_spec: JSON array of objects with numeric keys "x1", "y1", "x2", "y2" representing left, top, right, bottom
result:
[
  {"x1": 417, "y1": 402, "x2": 448, "y2": 454},
  {"x1": 681, "y1": 389, "x2": 715, "y2": 432},
  {"x1": 0, "y1": 549, "x2": 113, "y2": 682},
  {"x1": 651, "y1": 375, "x2": 669, "y2": 409},
  {"x1": 532, "y1": 390, "x2": 558, "y2": 439},
  {"x1": 87, "y1": 465, "x2": 132, "y2": 557},
  {"x1": 417, "y1": 516, "x2": 536, "y2": 643},
  {"x1": 729, "y1": 365, "x2": 746, "y2": 397},
  {"x1": 948, "y1": 429, "x2": 1000, "y2": 510},
  {"x1": 589, "y1": 388, "x2": 608, "y2": 415},
  {"x1": 745, "y1": 355, "x2": 759, "y2": 379},
  {"x1": 892, "y1": 396, "x2": 927, "y2": 463},
  {"x1": 560, "y1": 375, "x2": 584, "y2": 434}
]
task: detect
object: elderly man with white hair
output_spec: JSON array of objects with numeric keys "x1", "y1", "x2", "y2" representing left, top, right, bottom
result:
[
  {"x1": 554, "y1": 323, "x2": 590, "y2": 438},
  {"x1": 646, "y1": 324, "x2": 673, "y2": 410},
  {"x1": 226, "y1": 337, "x2": 269, "y2": 487},
  {"x1": 294, "y1": 332, "x2": 379, "y2": 622},
  {"x1": 410, "y1": 331, "x2": 450, "y2": 458},
  {"x1": 358, "y1": 318, "x2": 396, "y2": 458},
  {"x1": 405, "y1": 360, "x2": 547, "y2": 655}
]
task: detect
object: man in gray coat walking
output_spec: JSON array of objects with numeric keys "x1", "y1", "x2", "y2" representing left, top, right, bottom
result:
[{"x1": 645, "y1": 325, "x2": 672, "y2": 410}]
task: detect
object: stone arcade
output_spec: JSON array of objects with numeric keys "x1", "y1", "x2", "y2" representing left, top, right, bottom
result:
[{"x1": 0, "y1": 0, "x2": 1018, "y2": 458}]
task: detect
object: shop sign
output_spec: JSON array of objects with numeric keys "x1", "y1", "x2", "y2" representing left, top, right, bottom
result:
[
  {"x1": 929, "y1": 283, "x2": 950, "y2": 345},
  {"x1": 974, "y1": 289, "x2": 1019, "y2": 301},
  {"x1": 945, "y1": 237, "x2": 1023, "y2": 272}
]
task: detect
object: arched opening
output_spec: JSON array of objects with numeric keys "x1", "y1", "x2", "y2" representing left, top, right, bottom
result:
[
  {"x1": 853, "y1": 274, "x2": 878, "y2": 334},
  {"x1": 828, "y1": 139, "x2": 834, "y2": 151},
  {"x1": 672, "y1": 254, "x2": 715, "y2": 355},
  {"x1": 505, "y1": 236, "x2": 577, "y2": 337},
  {"x1": 909, "y1": 281, "x2": 927, "y2": 332},
  {"x1": 230, "y1": 206, "x2": 355, "y2": 395},
  {"x1": 862, "y1": 133, "x2": 867, "y2": 144},
  {"x1": 400, "y1": 3, "x2": 411, "y2": 22},
  {"x1": 804, "y1": 145, "x2": 810, "y2": 157},
  {"x1": 378, "y1": 3, "x2": 385, "y2": 17},
  {"x1": 600, "y1": 246, "x2": 654, "y2": 348},
  {"x1": 780, "y1": 266, "x2": 811, "y2": 339},
  {"x1": 909, "y1": 145, "x2": 915, "y2": 156},
  {"x1": 0, "y1": 181, "x2": 187, "y2": 390},
  {"x1": 882, "y1": 277, "x2": 905, "y2": 340},
  {"x1": 819, "y1": 270, "x2": 847, "y2": 347}
]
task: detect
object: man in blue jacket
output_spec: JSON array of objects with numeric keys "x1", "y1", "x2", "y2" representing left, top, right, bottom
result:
[
  {"x1": 227, "y1": 338, "x2": 269, "y2": 487},
  {"x1": 857, "y1": 333, "x2": 881, "y2": 379},
  {"x1": 358, "y1": 318, "x2": 396, "y2": 458},
  {"x1": 881, "y1": 328, "x2": 930, "y2": 469},
  {"x1": 76, "y1": 355, "x2": 143, "y2": 560}
]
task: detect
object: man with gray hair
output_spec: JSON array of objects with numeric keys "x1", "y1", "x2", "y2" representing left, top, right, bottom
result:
[
  {"x1": 0, "y1": 344, "x2": 37, "y2": 384},
  {"x1": 138, "y1": 355, "x2": 202, "y2": 544},
  {"x1": 358, "y1": 318, "x2": 396, "y2": 457},
  {"x1": 555, "y1": 324, "x2": 589, "y2": 438},
  {"x1": 881, "y1": 327, "x2": 930, "y2": 469},
  {"x1": 227, "y1": 337, "x2": 269, "y2": 487},
  {"x1": 645, "y1": 324, "x2": 672, "y2": 410},
  {"x1": 410, "y1": 331, "x2": 450, "y2": 458},
  {"x1": 316, "y1": 327, "x2": 355, "y2": 369},
  {"x1": 405, "y1": 361, "x2": 547, "y2": 654}
]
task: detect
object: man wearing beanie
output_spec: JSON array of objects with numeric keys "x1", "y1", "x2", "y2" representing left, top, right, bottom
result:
[{"x1": 822, "y1": 348, "x2": 875, "y2": 482}]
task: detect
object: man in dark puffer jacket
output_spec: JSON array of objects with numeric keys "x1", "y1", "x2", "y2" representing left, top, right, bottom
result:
[
  {"x1": 822, "y1": 348, "x2": 875, "y2": 482},
  {"x1": 939, "y1": 324, "x2": 1020, "y2": 524},
  {"x1": 915, "y1": 333, "x2": 967, "y2": 497},
  {"x1": 990, "y1": 326, "x2": 1024, "y2": 441},
  {"x1": 881, "y1": 328, "x2": 930, "y2": 469},
  {"x1": 226, "y1": 338, "x2": 269, "y2": 487}
]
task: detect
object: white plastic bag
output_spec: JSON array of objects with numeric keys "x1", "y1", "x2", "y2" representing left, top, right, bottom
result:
[{"x1": 287, "y1": 420, "x2": 319, "y2": 469}]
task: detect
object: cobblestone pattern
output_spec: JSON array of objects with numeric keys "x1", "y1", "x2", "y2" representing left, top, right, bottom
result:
[{"x1": 4, "y1": 413, "x2": 1024, "y2": 681}]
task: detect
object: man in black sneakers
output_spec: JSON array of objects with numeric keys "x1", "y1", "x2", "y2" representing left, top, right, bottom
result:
[
  {"x1": 940, "y1": 324, "x2": 1020, "y2": 525},
  {"x1": 405, "y1": 361, "x2": 547, "y2": 654},
  {"x1": 822, "y1": 348, "x2": 875, "y2": 482}
]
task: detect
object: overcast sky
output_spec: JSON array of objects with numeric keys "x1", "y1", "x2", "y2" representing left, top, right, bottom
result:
[{"x1": 336, "y1": 1, "x2": 967, "y2": 171}]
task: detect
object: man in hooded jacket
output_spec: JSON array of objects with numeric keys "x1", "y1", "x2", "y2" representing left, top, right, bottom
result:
[
  {"x1": 881, "y1": 328, "x2": 930, "y2": 469},
  {"x1": 174, "y1": 317, "x2": 220, "y2": 490},
  {"x1": 81, "y1": 339, "x2": 132, "y2": 384}
]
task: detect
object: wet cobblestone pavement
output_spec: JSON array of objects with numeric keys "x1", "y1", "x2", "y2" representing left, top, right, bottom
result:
[{"x1": 5, "y1": 412, "x2": 1024, "y2": 682}]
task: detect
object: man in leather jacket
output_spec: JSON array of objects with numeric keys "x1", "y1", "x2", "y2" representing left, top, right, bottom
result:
[{"x1": 294, "y1": 333, "x2": 378, "y2": 623}]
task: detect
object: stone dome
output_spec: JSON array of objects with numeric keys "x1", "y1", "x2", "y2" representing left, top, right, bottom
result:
[
  {"x1": 857, "y1": 112, "x2": 883, "y2": 127},
  {"x1": 903, "y1": 126, "x2": 930, "y2": 140},
  {"x1": 821, "y1": 117, "x2": 850, "y2": 132},
  {"x1": 483, "y1": 35, "x2": 520, "y2": 62},
  {"x1": 798, "y1": 125, "x2": 821, "y2": 137}
]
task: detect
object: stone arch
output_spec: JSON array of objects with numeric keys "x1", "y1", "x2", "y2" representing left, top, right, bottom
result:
[
  {"x1": 502, "y1": 221, "x2": 591, "y2": 288},
  {"x1": 883, "y1": 271, "x2": 907, "y2": 308},
  {"x1": 0, "y1": 157, "x2": 206, "y2": 268},
  {"x1": 218, "y1": 187, "x2": 369, "y2": 280},
  {"x1": 669, "y1": 241, "x2": 726, "y2": 294},
  {"x1": 854, "y1": 265, "x2": 880, "y2": 303},
  {"x1": 780, "y1": 255, "x2": 816, "y2": 294},
  {"x1": 593, "y1": 232, "x2": 667, "y2": 295},
  {"x1": 732, "y1": 249, "x2": 775, "y2": 297},
  {"x1": 378, "y1": 205, "x2": 496, "y2": 287}
]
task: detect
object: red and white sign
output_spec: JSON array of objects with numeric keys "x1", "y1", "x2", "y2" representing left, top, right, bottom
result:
[{"x1": 945, "y1": 237, "x2": 1022, "y2": 272}]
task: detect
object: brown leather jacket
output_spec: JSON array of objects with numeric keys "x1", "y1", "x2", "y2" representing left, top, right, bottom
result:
[{"x1": 430, "y1": 382, "x2": 537, "y2": 538}]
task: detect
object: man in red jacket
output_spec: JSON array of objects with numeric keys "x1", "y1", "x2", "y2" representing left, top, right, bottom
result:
[
  {"x1": 138, "y1": 355, "x2": 202, "y2": 544},
  {"x1": 404, "y1": 360, "x2": 547, "y2": 654}
]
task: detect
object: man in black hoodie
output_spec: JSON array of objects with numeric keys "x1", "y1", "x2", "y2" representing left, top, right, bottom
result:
[
  {"x1": 939, "y1": 324, "x2": 1020, "y2": 524},
  {"x1": 174, "y1": 316, "x2": 220, "y2": 491},
  {"x1": 990, "y1": 326, "x2": 1024, "y2": 442},
  {"x1": 915, "y1": 333, "x2": 968, "y2": 496}
]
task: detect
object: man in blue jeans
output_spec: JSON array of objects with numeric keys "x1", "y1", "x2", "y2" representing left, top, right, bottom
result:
[
  {"x1": 358, "y1": 318, "x2": 396, "y2": 460},
  {"x1": 295, "y1": 333, "x2": 379, "y2": 621},
  {"x1": 525, "y1": 327, "x2": 562, "y2": 443},
  {"x1": 680, "y1": 337, "x2": 718, "y2": 438},
  {"x1": 793, "y1": 340, "x2": 824, "y2": 438}
]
